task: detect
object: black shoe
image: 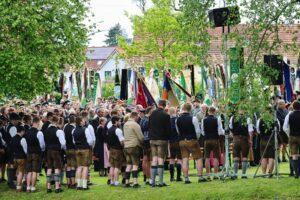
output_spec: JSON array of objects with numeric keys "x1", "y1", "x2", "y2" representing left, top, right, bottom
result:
[
  {"x1": 122, "y1": 178, "x2": 126, "y2": 185},
  {"x1": 170, "y1": 177, "x2": 175, "y2": 182},
  {"x1": 8, "y1": 183, "x2": 16, "y2": 189},
  {"x1": 55, "y1": 188, "x2": 63, "y2": 193},
  {"x1": 176, "y1": 177, "x2": 183, "y2": 182},
  {"x1": 87, "y1": 182, "x2": 93, "y2": 186},
  {"x1": 124, "y1": 183, "x2": 131, "y2": 188},
  {"x1": 82, "y1": 187, "x2": 89, "y2": 190},
  {"x1": 198, "y1": 177, "x2": 207, "y2": 183},
  {"x1": 76, "y1": 187, "x2": 82, "y2": 190},
  {"x1": 157, "y1": 183, "x2": 167, "y2": 187},
  {"x1": 132, "y1": 184, "x2": 140, "y2": 188},
  {"x1": 145, "y1": 181, "x2": 150, "y2": 185},
  {"x1": 213, "y1": 176, "x2": 219, "y2": 180},
  {"x1": 107, "y1": 180, "x2": 111, "y2": 185},
  {"x1": 268, "y1": 174, "x2": 273, "y2": 178},
  {"x1": 184, "y1": 180, "x2": 191, "y2": 184},
  {"x1": 206, "y1": 177, "x2": 212, "y2": 182},
  {"x1": 241, "y1": 176, "x2": 248, "y2": 179},
  {"x1": 231, "y1": 175, "x2": 238, "y2": 180},
  {"x1": 47, "y1": 189, "x2": 52, "y2": 193},
  {"x1": 151, "y1": 183, "x2": 156, "y2": 188}
]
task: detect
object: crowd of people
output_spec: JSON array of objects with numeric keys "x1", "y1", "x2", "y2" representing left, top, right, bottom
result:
[{"x1": 0, "y1": 95, "x2": 299, "y2": 193}]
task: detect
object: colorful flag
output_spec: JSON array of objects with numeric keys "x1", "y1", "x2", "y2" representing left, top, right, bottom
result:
[
  {"x1": 142, "y1": 79, "x2": 157, "y2": 107},
  {"x1": 136, "y1": 79, "x2": 147, "y2": 108},
  {"x1": 162, "y1": 72, "x2": 179, "y2": 107},
  {"x1": 146, "y1": 68, "x2": 160, "y2": 101}
]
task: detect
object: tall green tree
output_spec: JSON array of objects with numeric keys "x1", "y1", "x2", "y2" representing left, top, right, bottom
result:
[
  {"x1": 104, "y1": 23, "x2": 127, "y2": 46},
  {"x1": 0, "y1": 0, "x2": 91, "y2": 100}
]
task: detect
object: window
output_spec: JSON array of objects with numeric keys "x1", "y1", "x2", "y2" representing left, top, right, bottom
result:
[{"x1": 104, "y1": 71, "x2": 112, "y2": 79}]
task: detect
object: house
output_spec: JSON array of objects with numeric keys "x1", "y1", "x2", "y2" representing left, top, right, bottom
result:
[{"x1": 85, "y1": 46, "x2": 127, "y2": 82}]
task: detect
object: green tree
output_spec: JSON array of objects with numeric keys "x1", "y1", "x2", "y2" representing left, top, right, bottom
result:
[
  {"x1": 119, "y1": 0, "x2": 194, "y2": 72},
  {"x1": 104, "y1": 23, "x2": 127, "y2": 46},
  {"x1": 0, "y1": 0, "x2": 91, "y2": 100}
]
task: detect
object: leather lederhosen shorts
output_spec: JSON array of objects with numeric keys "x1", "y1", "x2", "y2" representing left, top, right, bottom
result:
[
  {"x1": 289, "y1": 135, "x2": 300, "y2": 155},
  {"x1": 233, "y1": 135, "x2": 250, "y2": 158},
  {"x1": 169, "y1": 141, "x2": 182, "y2": 160},
  {"x1": 76, "y1": 149, "x2": 90, "y2": 167},
  {"x1": 26, "y1": 153, "x2": 41, "y2": 172},
  {"x1": 150, "y1": 140, "x2": 168, "y2": 159},
  {"x1": 179, "y1": 139, "x2": 203, "y2": 160},
  {"x1": 204, "y1": 139, "x2": 220, "y2": 159}
]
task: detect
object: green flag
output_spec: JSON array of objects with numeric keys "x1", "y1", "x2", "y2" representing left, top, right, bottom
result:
[{"x1": 180, "y1": 72, "x2": 187, "y2": 101}]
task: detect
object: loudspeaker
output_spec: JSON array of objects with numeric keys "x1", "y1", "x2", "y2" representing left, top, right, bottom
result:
[
  {"x1": 208, "y1": 6, "x2": 240, "y2": 27},
  {"x1": 264, "y1": 55, "x2": 283, "y2": 85}
]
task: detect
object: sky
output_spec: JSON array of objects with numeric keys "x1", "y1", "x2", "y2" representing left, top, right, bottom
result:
[
  {"x1": 87, "y1": 0, "x2": 237, "y2": 47},
  {"x1": 88, "y1": 0, "x2": 143, "y2": 47}
]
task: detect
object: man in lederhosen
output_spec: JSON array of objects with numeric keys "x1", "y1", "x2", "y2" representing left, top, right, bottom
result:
[
  {"x1": 73, "y1": 116, "x2": 94, "y2": 190},
  {"x1": 229, "y1": 108, "x2": 254, "y2": 179},
  {"x1": 283, "y1": 100, "x2": 300, "y2": 179},
  {"x1": 63, "y1": 114, "x2": 77, "y2": 188},
  {"x1": 202, "y1": 106, "x2": 224, "y2": 180},
  {"x1": 176, "y1": 103, "x2": 204, "y2": 184},
  {"x1": 25, "y1": 117, "x2": 45, "y2": 192},
  {"x1": 44, "y1": 116, "x2": 66, "y2": 193}
]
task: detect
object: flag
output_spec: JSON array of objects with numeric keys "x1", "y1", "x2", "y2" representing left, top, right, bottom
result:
[
  {"x1": 75, "y1": 71, "x2": 82, "y2": 100},
  {"x1": 128, "y1": 70, "x2": 137, "y2": 103},
  {"x1": 93, "y1": 73, "x2": 102, "y2": 104},
  {"x1": 295, "y1": 68, "x2": 300, "y2": 93},
  {"x1": 142, "y1": 79, "x2": 157, "y2": 107},
  {"x1": 283, "y1": 61, "x2": 293, "y2": 102},
  {"x1": 180, "y1": 71, "x2": 187, "y2": 101},
  {"x1": 58, "y1": 73, "x2": 64, "y2": 97},
  {"x1": 162, "y1": 72, "x2": 179, "y2": 107},
  {"x1": 136, "y1": 78, "x2": 147, "y2": 108},
  {"x1": 182, "y1": 69, "x2": 192, "y2": 94},
  {"x1": 146, "y1": 68, "x2": 160, "y2": 101},
  {"x1": 120, "y1": 69, "x2": 128, "y2": 100},
  {"x1": 114, "y1": 69, "x2": 120, "y2": 99}
]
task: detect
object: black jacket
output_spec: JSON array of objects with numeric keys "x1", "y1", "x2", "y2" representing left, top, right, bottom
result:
[{"x1": 149, "y1": 108, "x2": 171, "y2": 140}]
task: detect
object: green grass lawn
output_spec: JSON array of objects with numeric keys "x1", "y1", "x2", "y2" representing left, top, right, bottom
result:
[{"x1": 0, "y1": 163, "x2": 299, "y2": 200}]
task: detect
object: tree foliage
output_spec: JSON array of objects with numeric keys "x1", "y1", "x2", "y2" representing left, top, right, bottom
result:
[
  {"x1": 104, "y1": 23, "x2": 127, "y2": 47},
  {"x1": 0, "y1": 0, "x2": 90, "y2": 100},
  {"x1": 121, "y1": 0, "x2": 300, "y2": 122}
]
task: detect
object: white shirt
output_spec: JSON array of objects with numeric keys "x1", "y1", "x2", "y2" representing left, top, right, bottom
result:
[
  {"x1": 87, "y1": 124, "x2": 96, "y2": 146},
  {"x1": 37, "y1": 131, "x2": 45, "y2": 151},
  {"x1": 9, "y1": 126, "x2": 17, "y2": 138},
  {"x1": 56, "y1": 129, "x2": 66, "y2": 150},
  {"x1": 201, "y1": 115, "x2": 225, "y2": 136},
  {"x1": 0, "y1": 131, "x2": 6, "y2": 147},
  {"x1": 116, "y1": 128, "x2": 125, "y2": 142},
  {"x1": 20, "y1": 137, "x2": 27, "y2": 154},
  {"x1": 107, "y1": 121, "x2": 113, "y2": 129},
  {"x1": 229, "y1": 116, "x2": 254, "y2": 135},
  {"x1": 283, "y1": 111, "x2": 292, "y2": 136}
]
